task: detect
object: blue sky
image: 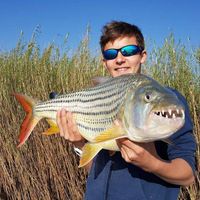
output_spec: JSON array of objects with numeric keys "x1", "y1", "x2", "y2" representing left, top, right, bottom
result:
[{"x1": 0, "y1": 0, "x2": 199, "y2": 53}]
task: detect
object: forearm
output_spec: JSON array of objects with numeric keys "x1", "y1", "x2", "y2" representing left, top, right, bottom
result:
[{"x1": 152, "y1": 158, "x2": 195, "y2": 186}]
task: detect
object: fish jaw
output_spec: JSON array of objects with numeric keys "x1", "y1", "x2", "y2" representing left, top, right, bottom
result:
[
  {"x1": 126, "y1": 106, "x2": 185, "y2": 142},
  {"x1": 147, "y1": 107, "x2": 185, "y2": 137}
]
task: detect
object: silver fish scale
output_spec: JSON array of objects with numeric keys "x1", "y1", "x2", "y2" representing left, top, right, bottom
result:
[{"x1": 34, "y1": 74, "x2": 145, "y2": 140}]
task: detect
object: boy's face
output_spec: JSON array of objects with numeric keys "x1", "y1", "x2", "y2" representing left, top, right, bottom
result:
[{"x1": 103, "y1": 36, "x2": 147, "y2": 77}]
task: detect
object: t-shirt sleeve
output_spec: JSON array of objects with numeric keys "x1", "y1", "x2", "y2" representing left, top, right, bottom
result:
[{"x1": 167, "y1": 88, "x2": 197, "y2": 173}]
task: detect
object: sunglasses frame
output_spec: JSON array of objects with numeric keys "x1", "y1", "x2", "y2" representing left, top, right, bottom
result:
[{"x1": 102, "y1": 44, "x2": 144, "y2": 60}]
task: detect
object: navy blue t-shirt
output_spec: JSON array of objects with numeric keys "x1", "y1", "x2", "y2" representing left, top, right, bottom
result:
[{"x1": 84, "y1": 89, "x2": 196, "y2": 200}]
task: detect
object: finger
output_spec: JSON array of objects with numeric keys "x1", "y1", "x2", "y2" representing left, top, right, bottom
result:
[
  {"x1": 60, "y1": 108, "x2": 69, "y2": 139},
  {"x1": 71, "y1": 113, "x2": 79, "y2": 133},
  {"x1": 120, "y1": 144, "x2": 137, "y2": 162},
  {"x1": 66, "y1": 112, "x2": 80, "y2": 137},
  {"x1": 66, "y1": 111, "x2": 73, "y2": 129},
  {"x1": 117, "y1": 138, "x2": 133, "y2": 149},
  {"x1": 120, "y1": 146, "x2": 130, "y2": 161},
  {"x1": 65, "y1": 111, "x2": 77, "y2": 139},
  {"x1": 117, "y1": 139, "x2": 129, "y2": 160},
  {"x1": 118, "y1": 139, "x2": 143, "y2": 153},
  {"x1": 56, "y1": 109, "x2": 64, "y2": 136}
]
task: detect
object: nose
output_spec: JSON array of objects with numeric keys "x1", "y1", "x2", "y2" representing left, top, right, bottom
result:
[{"x1": 116, "y1": 51, "x2": 126, "y2": 64}]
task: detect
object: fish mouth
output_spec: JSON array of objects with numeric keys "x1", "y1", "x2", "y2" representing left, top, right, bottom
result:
[
  {"x1": 153, "y1": 108, "x2": 184, "y2": 119},
  {"x1": 130, "y1": 107, "x2": 185, "y2": 142}
]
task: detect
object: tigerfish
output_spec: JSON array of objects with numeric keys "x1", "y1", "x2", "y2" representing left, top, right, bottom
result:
[{"x1": 13, "y1": 74, "x2": 185, "y2": 167}]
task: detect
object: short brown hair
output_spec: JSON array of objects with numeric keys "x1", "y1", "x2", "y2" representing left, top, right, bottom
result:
[{"x1": 100, "y1": 21, "x2": 145, "y2": 51}]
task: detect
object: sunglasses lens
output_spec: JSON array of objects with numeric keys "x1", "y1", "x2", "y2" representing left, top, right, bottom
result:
[
  {"x1": 103, "y1": 49, "x2": 118, "y2": 60},
  {"x1": 121, "y1": 45, "x2": 141, "y2": 56},
  {"x1": 103, "y1": 45, "x2": 143, "y2": 60}
]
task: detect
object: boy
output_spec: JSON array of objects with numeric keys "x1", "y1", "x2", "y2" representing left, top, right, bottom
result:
[{"x1": 56, "y1": 21, "x2": 196, "y2": 200}]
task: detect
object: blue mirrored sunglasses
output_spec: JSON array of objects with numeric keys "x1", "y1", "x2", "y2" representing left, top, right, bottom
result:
[{"x1": 102, "y1": 45, "x2": 143, "y2": 60}]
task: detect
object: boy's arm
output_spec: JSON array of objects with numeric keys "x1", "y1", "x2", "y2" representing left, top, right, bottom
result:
[
  {"x1": 153, "y1": 157, "x2": 195, "y2": 186},
  {"x1": 117, "y1": 139, "x2": 195, "y2": 186}
]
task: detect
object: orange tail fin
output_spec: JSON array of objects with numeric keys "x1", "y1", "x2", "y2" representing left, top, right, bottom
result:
[{"x1": 13, "y1": 93, "x2": 40, "y2": 147}]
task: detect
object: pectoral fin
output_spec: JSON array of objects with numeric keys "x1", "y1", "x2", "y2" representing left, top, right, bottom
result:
[
  {"x1": 79, "y1": 143, "x2": 102, "y2": 168},
  {"x1": 93, "y1": 124, "x2": 126, "y2": 143},
  {"x1": 42, "y1": 119, "x2": 60, "y2": 135}
]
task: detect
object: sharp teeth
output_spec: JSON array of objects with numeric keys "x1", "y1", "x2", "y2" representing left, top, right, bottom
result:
[
  {"x1": 155, "y1": 111, "x2": 160, "y2": 116},
  {"x1": 154, "y1": 108, "x2": 184, "y2": 119}
]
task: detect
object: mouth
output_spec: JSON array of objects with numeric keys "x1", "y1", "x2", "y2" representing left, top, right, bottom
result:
[
  {"x1": 153, "y1": 108, "x2": 184, "y2": 119},
  {"x1": 114, "y1": 67, "x2": 130, "y2": 72}
]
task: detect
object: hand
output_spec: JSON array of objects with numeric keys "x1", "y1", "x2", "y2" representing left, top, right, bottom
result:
[
  {"x1": 116, "y1": 138, "x2": 160, "y2": 172},
  {"x1": 56, "y1": 108, "x2": 86, "y2": 148}
]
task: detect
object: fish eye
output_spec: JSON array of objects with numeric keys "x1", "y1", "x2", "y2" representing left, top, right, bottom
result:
[{"x1": 144, "y1": 93, "x2": 151, "y2": 102}]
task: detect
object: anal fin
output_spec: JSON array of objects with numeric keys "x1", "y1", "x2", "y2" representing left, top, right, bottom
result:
[{"x1": 79, "y1": 143, "x2": 102, "y2": 168}]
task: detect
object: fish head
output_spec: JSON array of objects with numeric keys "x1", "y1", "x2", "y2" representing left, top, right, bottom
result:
[{"x1": 123, "y1": 78, "x2": 185, "y2": 142}]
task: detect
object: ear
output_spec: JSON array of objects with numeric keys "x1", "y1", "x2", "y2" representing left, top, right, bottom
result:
[
  {"x1": 140, "y1": 50, "x2": 147, "y2": 64},
  {"x1": 102, "y1": 58, "x2": 108, "y2": 70}
]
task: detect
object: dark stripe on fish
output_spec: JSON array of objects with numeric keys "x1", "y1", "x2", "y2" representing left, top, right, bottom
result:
[
  {"x1": 76, "y1": 123, "x2": 106, "y2": 132},
  {"x1": 36, "y1": 91, "x2": 126, "y2": 110}
]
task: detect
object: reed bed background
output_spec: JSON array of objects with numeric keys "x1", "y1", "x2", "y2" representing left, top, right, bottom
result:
[{"x1": 0, "y1": 32, "x2": 199, "y2": 200}]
